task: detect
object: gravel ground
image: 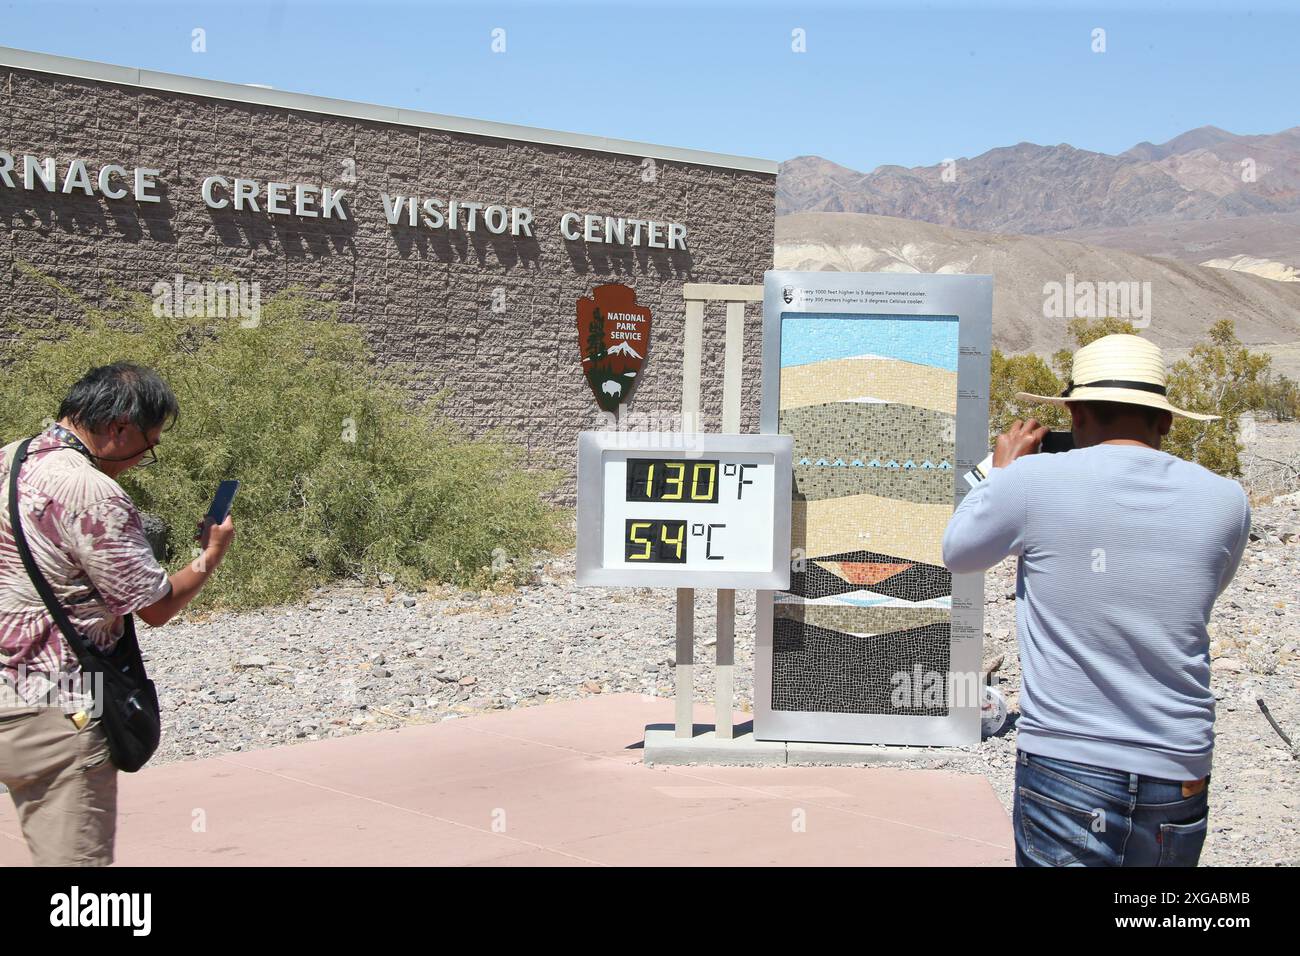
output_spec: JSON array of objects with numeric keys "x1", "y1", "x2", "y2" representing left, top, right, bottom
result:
[{"x1": 143, "y1": 488, "x2": 1299, "y2": 866}]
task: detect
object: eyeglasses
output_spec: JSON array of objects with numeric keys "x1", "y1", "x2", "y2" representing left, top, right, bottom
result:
[
  {"x1": 91, "y1": 427, "x2": 160, "y2": 467},
  {"x1": 128, "y1": 426, "x2": 160, "y2": 467}
]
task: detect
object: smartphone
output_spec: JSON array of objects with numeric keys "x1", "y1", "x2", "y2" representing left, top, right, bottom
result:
[
  {"x1": 206, "y1": 480, "x2": 240, "y2": 524},
  {"x1": 1039, "y1": 431, "x2": 1075, "y2": 454}
]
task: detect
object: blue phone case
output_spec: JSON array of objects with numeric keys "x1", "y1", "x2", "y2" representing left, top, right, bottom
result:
[{"x1": 207, "y1": 480, "x2": 239, "y2": 522}]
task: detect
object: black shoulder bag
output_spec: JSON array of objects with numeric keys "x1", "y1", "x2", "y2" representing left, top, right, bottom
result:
[{"x1": 7, "y1": 438, "x2": 161, "y2": 772}]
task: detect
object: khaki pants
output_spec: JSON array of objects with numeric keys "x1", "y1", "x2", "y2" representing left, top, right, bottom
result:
[{"x1": 0, "y1": 705, "x2": 117, "y2": 866}]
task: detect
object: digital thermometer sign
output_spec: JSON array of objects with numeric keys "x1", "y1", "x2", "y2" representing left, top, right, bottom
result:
[{"x1": 576, "y1": 432, "x2": 793, "y2": 588}]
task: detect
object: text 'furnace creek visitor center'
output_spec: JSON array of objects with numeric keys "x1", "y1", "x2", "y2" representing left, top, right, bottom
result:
[{"x1": 0, "y1": 48, "x2": 778, "y2": 494}]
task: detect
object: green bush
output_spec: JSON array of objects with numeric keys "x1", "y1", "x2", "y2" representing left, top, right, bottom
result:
[
  {"x1": 1245, "y1": 371, "x2": 1300, "y2": 423},
  {"x1": 988, "y1": 350, "x2": 1068, "y2": 436},
  {"x1": 1164, "y1": 320, "x2": 1271, "y2": 475},
  {"x1": 0, "y1": 274, "x2": 570, "y2": 610}
]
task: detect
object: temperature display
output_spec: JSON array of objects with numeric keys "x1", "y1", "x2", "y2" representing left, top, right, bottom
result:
[
  {"x1": 626, "y1": 459, "x2": 719, "y2": 503},
  {"x1": 576, "y1": 432, "x2": 793, "y2": 589},
  {"x1": 623, "y1": 519, "x2": 732, "y2": 563},
  {"x1": 624, "y1": 519, "x2": 688, "y2": 562}
]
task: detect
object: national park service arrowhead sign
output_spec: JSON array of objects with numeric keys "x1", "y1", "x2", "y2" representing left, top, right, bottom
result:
[{"x1": 577, "y1": 283, "x2": 652, "y2": 412}]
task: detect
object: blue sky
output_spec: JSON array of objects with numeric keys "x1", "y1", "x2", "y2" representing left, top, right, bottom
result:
[
  {"x1": 3, "y1": 0, "x2": 1295, "y2": 171},
  {"x1": 781, "y1": 316, "x2": 959, "y2": 370}
]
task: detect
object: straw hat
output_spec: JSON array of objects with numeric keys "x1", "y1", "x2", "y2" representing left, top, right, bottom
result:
[{"x1": 1016, "y1": 333, "x2": 1218, "y2": 421}]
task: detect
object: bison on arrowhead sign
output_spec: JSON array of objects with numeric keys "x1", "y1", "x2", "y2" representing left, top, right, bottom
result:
[{"x1": 577, "y1": 283, "x2": 652, "y2": 412}]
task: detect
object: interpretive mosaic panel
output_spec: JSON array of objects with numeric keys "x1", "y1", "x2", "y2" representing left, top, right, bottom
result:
[{"x1": 773, "y1": 313, "x2": 959, "y2": 715}]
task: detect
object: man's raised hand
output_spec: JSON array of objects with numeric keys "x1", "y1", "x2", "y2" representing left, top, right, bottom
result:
[{"x1": 993, "y1": 418, "x2": 1050, "y2": 469}]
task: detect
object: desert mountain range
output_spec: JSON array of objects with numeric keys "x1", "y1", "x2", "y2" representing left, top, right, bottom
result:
[
  {"x1": 775, "y1": 126, "x2": 1300, "y2": 373},
  {"x1": 780, "y1": 126, "x2": 1300, "y2": 232},
  {"x1": 779, "y1": 126, "x2": 1300, "y2": 273}
]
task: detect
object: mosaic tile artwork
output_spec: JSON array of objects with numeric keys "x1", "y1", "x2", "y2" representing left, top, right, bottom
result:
[
  {"x1": 773, "y1": 313, "x2": 959, "y2": 716},
  {"x1": 773, "y1": 618, "x2": 951, "y2": 716},
  {"x1": 783, "y1": 403, "x2": 954, "y2": 505},
  {"x1": 782, "y1": 548, "x2": 951, "y2": 603}
]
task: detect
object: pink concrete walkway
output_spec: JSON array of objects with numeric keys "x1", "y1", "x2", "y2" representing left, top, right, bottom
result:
[{"x1": 0, "y1": 695, "x2": 1012, "y2": 866}]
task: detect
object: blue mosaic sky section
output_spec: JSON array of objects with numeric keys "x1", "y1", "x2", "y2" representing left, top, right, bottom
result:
[{"x1": 780, "y1": 313, "x2": 960, "y2": 371}]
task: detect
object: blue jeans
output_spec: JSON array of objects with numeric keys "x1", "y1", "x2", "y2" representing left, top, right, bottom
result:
[{"x1": 1013, "y1": 749, "x2": 1209, "y2": 867}]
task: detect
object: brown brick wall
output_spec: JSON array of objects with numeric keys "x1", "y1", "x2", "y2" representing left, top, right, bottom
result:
[{"x1": 0, "y1": 66, "x2": 775, "y2": 499}]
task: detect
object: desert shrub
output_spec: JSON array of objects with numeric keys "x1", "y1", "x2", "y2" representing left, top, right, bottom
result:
[
  {"x1": 0, "y1": 275, "x2": 570, "y2": 610},
  {"x1": 1164, "y1": 320, "x2": 1272, "y2": 475},
  {"x1": 988, "y1": 349, "x2": 1069, "y2": 435},
  {"x1": 1249, "y1": 371, "x2": 1300, "y2": 423}
]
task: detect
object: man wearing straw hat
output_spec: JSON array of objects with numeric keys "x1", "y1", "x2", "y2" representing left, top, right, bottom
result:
[{"x1": 943, "y1": 333, "x2": 1251, "y2": 867}]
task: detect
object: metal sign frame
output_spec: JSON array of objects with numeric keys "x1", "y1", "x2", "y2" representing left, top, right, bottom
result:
[
  {"x1": 755, "y1": 271, "x2": 992, "y2": 747},
  {"x1": 576, "y1": 431, "x2": 793, "y2": 590}
]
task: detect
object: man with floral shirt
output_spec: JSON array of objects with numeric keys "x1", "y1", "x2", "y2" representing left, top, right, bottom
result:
[{"x1": 0, "y1": 363, "x2": 234, "y2": 865}]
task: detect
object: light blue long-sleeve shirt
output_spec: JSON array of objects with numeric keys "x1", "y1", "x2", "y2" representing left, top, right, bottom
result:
[{"x1": 943, "y1": 443, "x2": 1251, "y2": 779}]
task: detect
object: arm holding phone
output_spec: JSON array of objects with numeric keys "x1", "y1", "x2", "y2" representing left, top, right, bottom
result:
[
  {"x1": 993, "y1": 418, "x2": 1052, "y2": 468},
  {"x1": 137, "y1": 485, "x2": 238, "y2": 627},
  {"x1": 964, "y1": 419, "x2": 1056, "y2": 488},
  {"x1": 944, "y1": 419, "x2": 1046, "y2": 574}
]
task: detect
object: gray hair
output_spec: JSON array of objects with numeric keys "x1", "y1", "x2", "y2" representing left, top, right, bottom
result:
[{"x1": 56, "y1": 362, "x2": 179, "y2": 433}]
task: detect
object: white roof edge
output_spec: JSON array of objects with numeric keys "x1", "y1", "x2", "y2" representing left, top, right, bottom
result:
[{"x1": 0, "y1": 46, "x2": 780, "y2": 175}]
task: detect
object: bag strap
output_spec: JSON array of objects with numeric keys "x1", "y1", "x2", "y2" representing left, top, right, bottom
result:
[{"x1": 7, "y1": 437, "x2": 110, "y2": 673}]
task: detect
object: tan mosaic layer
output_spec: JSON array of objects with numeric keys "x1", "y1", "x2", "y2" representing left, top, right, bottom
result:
[
  {"x1": 791, "y1": 492, "x2": 951, "y2": 566},
  {"x1": 780, "y1": 356, "x2": 957, "y2": 416}
]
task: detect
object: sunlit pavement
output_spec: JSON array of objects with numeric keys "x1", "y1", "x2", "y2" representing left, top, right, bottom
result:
[{"x1": 0, "y1": 694, "x2": 1012, "y2": 866}]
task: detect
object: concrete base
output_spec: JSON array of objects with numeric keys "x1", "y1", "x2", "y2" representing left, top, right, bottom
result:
[
  {"x1": 786, "y1": 740, "x2": 971, "y2": 766},
  {"x1": 644, "y1": 723, "x2": 974, "y2": 767},
  {"x1": 644, "y1": 727, "x2": 786, "y2": 766}
]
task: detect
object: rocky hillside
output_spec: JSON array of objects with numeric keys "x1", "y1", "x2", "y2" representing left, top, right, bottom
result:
[
  {"x1": 775, "y1": 211, "x2": 1300, "y2": 370},
  {"x1": 1050, "y1": 211, "x2": 1300, "y2": 270},
  {"x1": 779, "y1": 126, "x2": 1300, "y2": 239}
]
